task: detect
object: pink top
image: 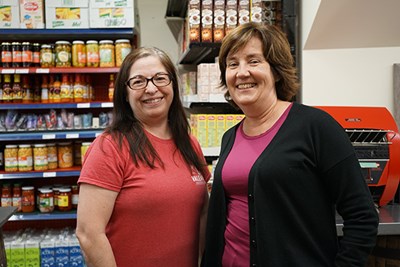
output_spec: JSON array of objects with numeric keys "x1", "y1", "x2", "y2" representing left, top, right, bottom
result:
[
  {"x1": 79, "y1": 131, "x2": 210, "y2": 267},
  {"x1": 221, "y1": 104, "x2": 292, "y2": 267}
]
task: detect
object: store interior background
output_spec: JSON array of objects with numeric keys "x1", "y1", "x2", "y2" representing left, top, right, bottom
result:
[{"x1": 137, "y1": 0, "x2": 400, "y2": 120}]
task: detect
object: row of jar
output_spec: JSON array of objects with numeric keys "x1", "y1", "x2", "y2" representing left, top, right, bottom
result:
[
  {"x1": 1, "y1": 183, "x2": 79, "y2": 213},
  {"x1": 2, "y1": 141, "x2": 91, "y2": 172},
  {"x1": 0, "y1": 39, "x2": 132, "y2": 68}
]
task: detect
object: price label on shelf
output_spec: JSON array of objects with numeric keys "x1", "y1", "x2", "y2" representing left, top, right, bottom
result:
[
  {"x1": 101, "y1": 102, "x2": 113, "y2": 108},
  {"x1": 15, "y1": 69, "x2": 29, "y2": 74},
  {"x1": 0, "y1": 174, "x2": 3, "y2": 179},
  {"x1": 42, "y1": 134, "x2": 56, "y2": 139},
  {"x1": 43, "y1": 172, "x2": 56, "y2": 178},
  {"x1": 1, "y1": 69, "x2": 15, "y2": 74},
  {"x1": 66, "y1": 133, "x2": 79, "y2": 139},
  {"x1": 77, "y1": 103, "x2": 90, "y2": 108},
  {"x1": 36, "y1": 68, "x2": 50, "y2": 74}
]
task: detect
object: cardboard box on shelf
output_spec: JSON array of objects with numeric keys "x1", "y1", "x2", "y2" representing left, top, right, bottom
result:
[
  {"x1": 213, "y1": 0, "x2": 225, "y2": 42},
  {"x1": 89, "y1": 0, "x2": 136, "y2": 28},
  {"x1": 201, "y1": 0, "x2": 213, "y2": 42},
  {"x1": 45, "y1": 0, "x2": 89, "y2": 29},
  {"x1": 225, "y1": 0, "x2": 237, "y2": 36},
  {"x1": 19, "y1": 0, "x2": 44, "y2": 28},
  {"x1": 187, "y1": 0, "x2": 201, "y2": 43},
  {"x1": 0, "y1": 0, "x2": 20, "y2": 29}
]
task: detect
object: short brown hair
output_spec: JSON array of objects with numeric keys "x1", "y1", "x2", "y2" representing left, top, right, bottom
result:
[{"x1": 219, "y1": 22, "x2": 300, "y2": 108}]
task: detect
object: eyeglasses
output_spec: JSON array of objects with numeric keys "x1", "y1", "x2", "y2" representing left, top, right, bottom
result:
[{"x1": 125, "y1": 73, "x2": 172, "y2": 90}]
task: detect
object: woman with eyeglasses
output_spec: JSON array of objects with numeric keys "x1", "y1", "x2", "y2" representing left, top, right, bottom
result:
[{"x1": 76, "y1": 47, "x2": 211, "y2": 267}]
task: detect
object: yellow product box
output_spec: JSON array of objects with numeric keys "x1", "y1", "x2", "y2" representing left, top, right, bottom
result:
[
  {"x1": 0, "y1": 0, "x2": 20, "y2": 28},
  {"x1": 193, "y1": 114, "x2": 208, "y2": 147},
  {"x1": 89, "y1": 0, "x2": 137, "y2": 28},
  {"x1": 234, "y1": 114, "x2": 245, "y2": 124},
  {"x1": 206, "y1": 114, "x2": 217, "y2": 147},
  {"x1": 45, "y1": 0, "x2": 89, "y2": 29},
  {"x1": 190, "y1": 114, "x2": 197, "y2": 137},
  {"x1": 19, "y1": 0, "x2": 44, "y2": 28},
  {"x1": 225, "y1": 114, "x2": 236, "y2": 130},
  {"x1": 216, "y1": 114, "x2": 226, "y2": 145}
]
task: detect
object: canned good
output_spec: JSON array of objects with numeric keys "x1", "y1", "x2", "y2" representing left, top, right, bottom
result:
[
  {"x1": 58, "y1": 142, "x2": 73, "y2": 168},
  {"x1": 86, "y1": 40, "x2": 99, "y2": 67},
  {"x1": 58, "y1": 187, "x2": 72, "y2": 211},
  {"x1": 81, "y1": 142, "x2": 91, "y2": 164},
  {"x1": 115, "y1": 39, "x2": 132, "y2": 67},
  {"x1": 18, "y1": 144, "x2": 33, "y2": 171},
  {"x1": 38, "y1": 188, "x2": 54, "y2": 213},
  {"x1": 72, "y1": 40, "x2": 86, "y2": 67},
  {"x1": 99, "y1": 40, "x2": 115, "y2": 67},
  {"x1": 55, "y1": 41, "x2": 71, "y2": 67},
  {"x1": 40, "y1": 44, "x2": 54, "y2": 67},
  {"x1": 47, "y1": 143, "x2": 58, "y2": 169},
  {"x1": 33, "y1": 144, "x2": 48, "y2": 171},
  {"x1": 21, "y1": 186, "x2": 35, "y2": 213},
  {"x1": 4, "y1": 145, "x2": 18, "y2": 172}
]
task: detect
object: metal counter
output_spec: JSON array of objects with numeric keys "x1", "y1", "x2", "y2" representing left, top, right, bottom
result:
[{"x1": 336, "y1": 203, "x2": 400, "y2": 236}]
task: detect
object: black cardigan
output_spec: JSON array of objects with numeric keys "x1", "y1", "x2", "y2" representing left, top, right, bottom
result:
[{"x1": 202, "y1": 103, "x2": 379, "y2": 267}]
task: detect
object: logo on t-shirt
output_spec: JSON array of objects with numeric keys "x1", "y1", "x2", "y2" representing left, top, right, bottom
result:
[{"x1": 191, "y1": 167, "x2": 205, "y2": 185}]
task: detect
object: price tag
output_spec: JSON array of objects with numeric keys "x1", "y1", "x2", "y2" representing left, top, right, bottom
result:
[
  {"x1": 43, "y1": 172, "x2": 56, "y2": 177},
  {"x1": 95, "y1": 132, "x2": 102, "y2": 137},
  {"x1": 66, "y1": 133, "x2": 79, "y2": 139},
  {"x1": 77, "y1": 103, "x2": 90, "y2": 108},
  {"x1": 1, "y1": 69, "x2": 15, "y2": 74},
  {"x1": 42, "y1": 134, "x2": 56, "y2": 139},
  {"x1": 0, "y1": 174, "x2": 3, "y2": 179},
  {"x1": 101, "y1": 102, "x2": 113, "y2": 108},
  {"x1": 15, "y1": 68, "x2": 29, "y2": 74},
  {"x1": 36, "y1": 68, "x2": 50, "y2": 74}
]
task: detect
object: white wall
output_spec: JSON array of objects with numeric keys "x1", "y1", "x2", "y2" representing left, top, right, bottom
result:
[{"x1": 301, "y1": 1, "x2": 400, "y2": 114}]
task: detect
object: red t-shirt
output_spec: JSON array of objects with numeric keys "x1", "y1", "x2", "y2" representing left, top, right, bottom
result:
[{"x1": 79, "y1": 131, "x2": 210, "y2": 267}]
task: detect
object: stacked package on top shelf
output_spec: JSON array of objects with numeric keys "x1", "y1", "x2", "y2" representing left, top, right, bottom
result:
[
  {"x1": 89, "y1": 0, "x2": 137, "y2": 28},
  {"x1": 20, "y1": 0, "x2": 45, "y2": 29},
  {"x1": 0, "y1": 0, "x2": 20, "y2": 28},
  {"x1": 45, "y1": 0, "x2": 89, "y2": 29}
]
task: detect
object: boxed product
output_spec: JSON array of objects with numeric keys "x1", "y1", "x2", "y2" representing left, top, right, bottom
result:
[
  {"x1": 45, "y1": 0, "x2": 89, "y2": 29},
  {"x1": 213, "y1": 0, "x2": 225, "y2": 42},
  {"x1": 0, "y1": 0, "x2": 20, "y2": 28},
  {"x1": 187, "y1": 0, "x2": 201, "y2": 43},
  {"x1": 225, "y1": 0, "x2": 237, "y2": 36},
  {"x1": 19, "y1": 0, "x2": 44, "y2": 28},
  {"x1": 238, "y1": 0, "x2": 250, "y2": 25},
  {"x1": 201, "y1": 0, "x2": 213, "y2": 42},
  {"x1": 89, "y1": 0, "x2": 136, "y2": 28}
]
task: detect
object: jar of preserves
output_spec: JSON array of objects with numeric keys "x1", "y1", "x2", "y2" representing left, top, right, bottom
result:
[
  {"x1": 12, "y1": 183, "x2": 22, "y2": 212},
  {"x1": 1, "y1": 184, "x2": 12, "y2": 207},
  {"x1": 115, "y1": 39, "x2": 132, "y2": 67},
  {"x1": 53, "y1": 186, "x2": 61, "y2": 210},
  {"x1": 86, "y1": 40, "x2": 99, "y2": 67},
  {"x1": 47, "y1": 143, "x2": 58, "y2": 169},
  {"x1": 55, "y1": 41, "x2": 71, "y2": 67},
  {"x1": 72, "y1": 185, "x2": 79, "y2": 209},
  {"x1": 22, "y1": 42, "x2": 32, "y2": 68},
  {"x1": 18, "y1": 144, "x2": 33, "y2": 171},
  {"x1": 58, "y1": 187, "x2": 72, "y2": 211},
  {"x1": 81, "y1": 142, "x2": 92, "y2": 165},
  {"x1": 38, "y1": 188, "x2": 54, "y2": 213},
  {"x1": 33, "y1": 144, "x2": 48, "y2": 171},
  {"x1": 21, "y1": 186, "x2": 35, "y2": 212},
  {"x1": 72, "y1": 40, "x2": 86, "y2": 67},
  {"x1": 99, "y1": 40, "x2": 115, "y2": 67},
  {"x1": 4, "y1": 145, "x2": 18, "y2": 172},
  {"x1": 12, "y1": 42, "x2": 22, "y2": 68},
  {"x1": 57, "y1": 142, "x2": 73, "y2": 168},
  {"x1": 1, "y1": 42, "x2": 12, "y2": 68},
  {"x1": 40, "y1": 44, "x2": 54, "y2": 67}
]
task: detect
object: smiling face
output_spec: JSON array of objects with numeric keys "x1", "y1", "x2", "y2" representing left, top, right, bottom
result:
[
  {"x1": 225, "y1": 36, "x2": 277, "y2": 112},
  {"x1": 127, "y1": 55, "x2": 173, "y2": 127}
]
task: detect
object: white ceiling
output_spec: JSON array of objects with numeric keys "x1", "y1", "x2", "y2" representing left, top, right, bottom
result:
[{"x1": 303, "y1": 0, "x2": 400, "y2": 50}]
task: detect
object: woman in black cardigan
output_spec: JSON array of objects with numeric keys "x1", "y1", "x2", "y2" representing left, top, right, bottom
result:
[{"x1": 202, "y1": 22, "x2": 379, "y2": 267}]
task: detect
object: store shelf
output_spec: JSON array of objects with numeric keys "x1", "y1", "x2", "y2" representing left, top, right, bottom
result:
[
  {"x1": 0, "y1": 101, "x2": 113, "y2": 110},
  {"x1": 0, "y1": 129, "x2": 104, "y2": 141},
  {"x1": 0, "y1": 28, "x2": 136, "y2": 42},
  {"x1": 0, "y1": 167, "x2": 81, "y2": 180},
  {"x1": 202, "y1": 147, "x2": 220, "y2": 157},
  {"x1": 165, "y1": 0, "x2": 188, "y2": 18},
  {"x1": 182, "y1": 94, "x2": 226, "y2": 108},
  {"x1": 179, "y1": 43, "x2": 221, "y2": 65},
  {"x1": 9, "y1": 211, "x2": 77, "y2": 221},
  {"x1": 0, "y1": 67, "x2": 119, "y2": 74}
]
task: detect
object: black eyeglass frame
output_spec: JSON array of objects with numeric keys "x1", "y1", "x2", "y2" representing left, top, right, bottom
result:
[{"x1": 125, "y1": 73, "x2": 172, "y2": 90}]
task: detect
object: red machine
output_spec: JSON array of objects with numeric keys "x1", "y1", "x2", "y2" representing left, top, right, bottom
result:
[{"x1": 316, "y1": 106, "x2": 400, "y2": 206}]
